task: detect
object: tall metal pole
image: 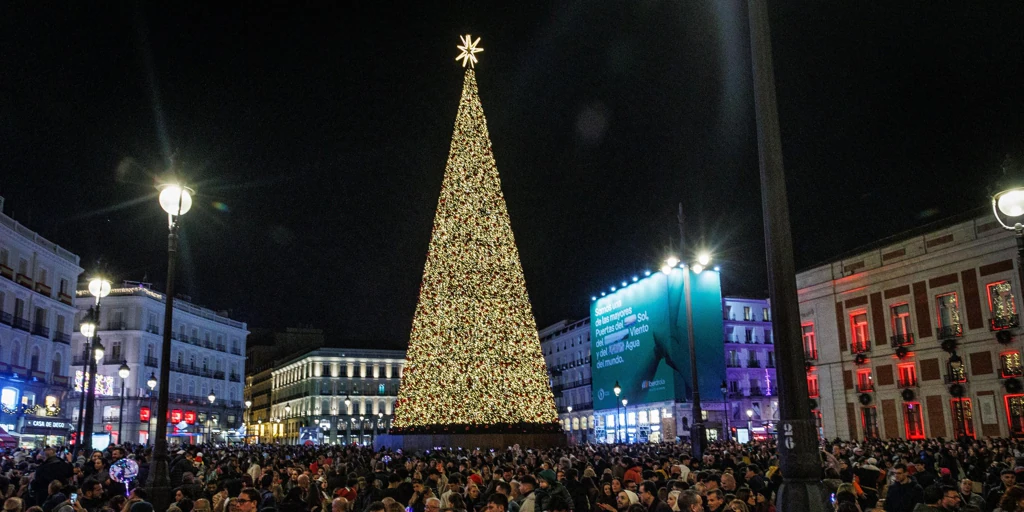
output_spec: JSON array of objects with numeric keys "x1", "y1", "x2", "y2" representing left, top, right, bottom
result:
[
  {"x1": 75, "y1": 306, "x2": 94, "y2": 449},
  {"x1": 747, "y1": 2, "x2": 826, "y2": 510},
  {"x1": 146, "y1": 218, "x2": 179, "y2": 511},
  {"x1": 683, "y1": 268, "x2": 704, "y2": 457}
]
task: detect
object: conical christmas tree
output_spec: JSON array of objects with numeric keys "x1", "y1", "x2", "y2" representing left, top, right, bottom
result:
[{"x1": 392, "y1": 39, "x2": 558, "y2": 433}]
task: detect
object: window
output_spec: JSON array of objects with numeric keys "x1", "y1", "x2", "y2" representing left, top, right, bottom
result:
[
  {"x1": 21, "y1": 392, "x2": 35, "y2": 407},
  {"x1": 744, "y1": 307, "x2": 752, "y2": 321},
  {"x1": 1007, "y1": 395, "x2": 1024, "y2": 436},
  {"x1": 861, "y1": 407, "x2": 880, "y2": 439},
  {"x1": 988, "y1": 281, "x2": 1019, "y2": 329},
  {"x1": 37, "y1": 268, "x2": 47, "y2": 286},
  {"x1": 111, "y1": 341, "x2": 122, "y2": 361},
  {"x1": 17, "y1": 259, "x2": 27, "y2": 276},
  {"x1": 904, "y1": 402, "x2": 925, "y2": 440},
  {"x1": 378, "y1": 384, "x2": 385, "y2": 395},
  {"x1": 0, "y1": 249, "x2": 7, "y2": 266},
  {"x1": 767, "y1": 351, "x2": 776, "y2": 367},
  {"x1": 30, "y1": 347, "x2": 39, "y2": 371},
  {"x1": 948, "y1": 356, "x2": 967, "y2": 383},
  {"x1": 745, "y1": 328, "x2": 753, "y2": 342},
  {"x1": 59, "y1": 279, "x2": 68, "y2": 295},
  {"x1": 857, "y1": 369, "x2": 874, "y2": 392},
  {"x1": 1002, "y1": 351, "x2": 1024, "y2": 377},
  {"x1": 898, "y1": 364, "x2": 917, "y2": 388},
  {"x1": 802, "y1": 323, "x2": 817, "y2": 360},
  {"x1": 0, "y1": 388, "x2": 17, "y2": 409},
  {"x1": 807, "y1": 375, "x2": 819, "y2": 398},
  {"x1": 891, "y1": 303, "x2": 913, "y2": 345},
  {"x1": 936, "y1": 292, "x2": 963, "y2": 337},
  {"x1": 950, "y1": 398, "x2": 975, "y2": 438},
  {"x1": 850, "y1": 311, "x2": 870, "y2": 353},
  {"x1": 763, "y1": 308, "x2": 771, "y2": 321},
  {"x1": 56, "y1": 316, "x2": 65, "y2": 335}
]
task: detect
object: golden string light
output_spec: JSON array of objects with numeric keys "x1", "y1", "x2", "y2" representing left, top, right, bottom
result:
[{"x1": 392, "y1": 65, "x2": 558, "y2": 431}]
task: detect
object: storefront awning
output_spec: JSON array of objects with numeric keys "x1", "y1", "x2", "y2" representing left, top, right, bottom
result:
[{"x1": 0, "y1": 426, "x2": 17, "y2": 446}]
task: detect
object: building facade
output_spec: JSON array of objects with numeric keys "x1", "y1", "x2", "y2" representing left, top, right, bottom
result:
[
  {"x1": 540, "y1": 318, "x2": 593, "y2": 443},
  {"x1": 72, "y1": 284, "x2": 248, "y2": 445},
  {"x1": 799, "y1": 214, "x2": 1024, "y2": 440},
  {"x1": 0, "y1": 196, "x2": 82, "y2": 444},
  {"x1": 722, "y1": 297, "x2": 779, "y2": 440},
  {"x1": 264, "y1": 348, "x2": 405, "y2": 445}
]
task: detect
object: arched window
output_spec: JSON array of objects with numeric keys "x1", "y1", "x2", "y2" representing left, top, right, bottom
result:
[
  {"x1": 202, "y1": 357, "x2": 209, "y2": 371},
  {"x1": 188, "y1": 380, "x2": 196, "y2": 397},
  {"x1": 30, "y1": 346, "x2": 40, "y2": 371},
  {"x1": 175, "y1": 378, "x2": 183, "y2": 394},
  {"x1": 10, "y1": 341, "x2": 20, "y2": 367},
  {"x1": 51, "y1": 352, "x2": 62, "y2": 377}
]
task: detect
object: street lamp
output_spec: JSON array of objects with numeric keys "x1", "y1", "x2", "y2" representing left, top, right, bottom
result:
[
  {"x1": 79, "y1": 276, "x2": 111, "y2": 453},
  {"x1": 612, "y1": 381, "x2": 621, "y2": 443},
  {"x1": 146, "y1": 374, "x2": 157, "y2": 444},
  {"x1": 721, "y1": 382, "x2": 730, "y2": 441},
  {"x1": 665, "y1": 252, "x2": 711, "y2": 457},
  {"x1": 621, "y1": 398, "x2": 628, "y2": 444},
  {"x1": 207, "y1": 390, "x2": 216, "y2": 442},
  {"x1": 992, "y1": 185, "x2": 1024, "y2": 326},
  {"x1": 285, "y1": 403, "x2": 292, "y2": 416},
  {"x1": 148, "y1": 182, "x2": 193, "y2": 510},
  {"x1": 117, "y1": 362, "x2": 130, "y2": 444},
  {"x1": 746, "y1": 408, "x2": 754, "y2": 438}
]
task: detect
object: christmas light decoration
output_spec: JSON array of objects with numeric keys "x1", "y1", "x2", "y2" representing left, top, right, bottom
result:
[{"x1": 391, "y1": 43, "x2": 558, "y2": 434}]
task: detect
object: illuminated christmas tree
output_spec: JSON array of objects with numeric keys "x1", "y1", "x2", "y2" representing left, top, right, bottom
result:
[{"x1": 391, "y1": 36, "x2": 559, "y2": 433}]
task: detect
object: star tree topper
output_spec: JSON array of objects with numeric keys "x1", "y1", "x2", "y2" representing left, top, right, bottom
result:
[{"x1": 456, "y1": 34, "x2": 483, "y2": 68}]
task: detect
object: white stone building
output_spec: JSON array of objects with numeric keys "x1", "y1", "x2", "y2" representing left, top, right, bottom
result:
[
  {"x1": 72, "y1": 284, "x2": 248, "y2": 445},
  {"x1": 268, "y1": 348, "x2": 405, "y2": 445},
  {"x1": 799, "y1": 213, "x2": 1024, "y2": 440},
  {"x1": 722, "y1": 296, "x2": 780, "y2": 440},
  {"x1": 540, "y1": 318, "x2": 593, "y2": 443},
  {"x1": 0, "y1": 196, "x2": 82, "y2": 444}
]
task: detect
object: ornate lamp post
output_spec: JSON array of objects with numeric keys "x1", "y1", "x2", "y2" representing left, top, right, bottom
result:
[
  {"x1": 721, "y1": 382, "x2": 730, "y2": 441},
  {"x1": 117, "y1": 362, "x2": 130, "y2": 444},
  {"x1": 146, "y1": 373, "x2": 157, "y2": 444},
  {"x1": 566, "y1": 405, "x2": 573, "y2": 444},
  {"x1": 621, "y1": 398, "x2": 628, "y2": 443},
  {"x1": 612, "y1": 381, "x2": 621, "y2": 443},
  {"x1": 148, "y1": 183, "x2": 193, "y2": 511},
  {"x1": 80, "y1": 276, "x2": 111, "y2": 452},
  {"x1": 207, "y1": 390, "x2": 216, "y2": 442}
]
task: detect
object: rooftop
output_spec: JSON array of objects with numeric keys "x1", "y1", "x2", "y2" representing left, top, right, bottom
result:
[
  {"x1": 0, "y1": 196, "x2": 80, "y2": 267},
  {"x1": 75, "y1": 284, "x2": 246, "y2": 330}
]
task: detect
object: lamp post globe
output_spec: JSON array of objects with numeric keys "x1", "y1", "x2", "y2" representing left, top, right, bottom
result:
[
  {"x1": 158, "y1": 185, "x2": 194, "y2": 217},
  {"x1": 88, "y1": 278, "x2": 112, "y2": 300},
  {"x1": 613, "y1": 381, "x2": 621, "y2": 397},
  {"x1": 995, "y1": 188, "x2": 1024, "y2": 220},
  {"x1": 118, "y1": 363, "x2": 130, "y2": 379},
  {"x1": 622, "y1": 399, "x2": 628, "y2": 407},
  {"x1": 285, "y1": 404, "x2": 292, "y2": 416},
  {"x1": 208, "y1": 390, "x2": 216, "y2": 404},
  {"x1": 567, "y1": 406, "x2": 572, "y2": 413},
  {"x1": 93, "y1": 341, "x2": 105, "y2": 362},
  {"x1": 245, "y1": 400, "x2": 252, "y2": 409},
  {"x1": 147, "y1": 374, "x2": 157, "y2": 391},
  {"x1": 344, "y1": 396, "x2": 351, "y2": 408},
  {"x1": 80, "y1": 321, "x2": 96, "y2": 338}
]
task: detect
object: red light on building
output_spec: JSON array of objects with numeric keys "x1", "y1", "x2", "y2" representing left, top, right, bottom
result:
[
  {"x1": 184, "y1": 411, "x2": 196, "y2": 425},
  {"x1": 170, "y1": 409, "x2": 183, "y2": 423},
  {"x1": 105, "y1": 424, "x2": 112, "y2": 432},
  {"x1": 139, "y1": 407, "x2": 151, "y2": 422}
]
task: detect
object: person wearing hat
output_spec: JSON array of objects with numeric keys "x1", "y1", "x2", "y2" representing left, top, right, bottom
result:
[{"x1": 535, "y1": 470, "x2": 571, "y2": 512}]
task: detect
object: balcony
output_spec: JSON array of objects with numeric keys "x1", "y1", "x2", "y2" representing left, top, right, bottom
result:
[
  {"x1": 0, "y1": 312, "x2": 10, "y2": 325},
  {"x1": 216, "y1": 344, "x2": 226, "y2": 352},
  {"x1": 0, "y1": 264, "x2": 12, "y2": 279},
  {"x1": 31, "y1": 325, "x2": 49, "y2": 338},
  {"x1": 230, "y1": 373, "x2": 241, "y2": 382},
  {"x1": 54, "y1": 332, "x2": 71, "y2": 344},
  {"x1": 749, "y1": 388, "x2": 764, "y2": 397},
  {"x1": 747, "y1": 360, "x2": 762, "y2": 368},
  {"x1": 851, "y1": 342, "x2": 871, "y2": 355},
  {"x1": 890, "y1": 333, "x2": 915, "y2": 348},
  {"x1": 58, "y1": 292, "x2": 73, "y2": 305},
  {"x1": 726, "y1": 362, "x2": 743, "y2": 368},
  {"x1": 145, "y1": 356, "x2": 158, "y2": 368},
  {"x1": 107, "y1": 321, "x2": 126, "y2": 330},
  {"x1": 936, "y1": 324, "x2": 963, "y2": 340},
  {"x1": 897, "y1": 379, "x2": 918, "y2": 389},
  {"x1": 214, "y1": 371, "x2": 225, "y2": 380},
  {"x1": 564, "y1": 378, "x2": 592, "y2": 389},
  {"x1": 102, "y1": 415, "x2": 121, "y2": 423},
  {"x1": 13, "y1": 317, "x2": 30, "y2": 331},
  {"x1": 34, "y1": 282, "x2": 51, "y2": 296},
  {"x1": 1000, "y1": 366, "x2": 1024, "y2": 378},
  {"x1": 992, "y1": 316, "x2": 1021, "y2": 331},
  {"x1": 145, "y1": 325, "x2": 160, "y2": 335},
  {"x1": 15, "y1": 273, "x2": 32, "y2": 289},
  {"x1": 857, "y1": 384, "x2": 874, "y2": 393},
  {"x1": 804, "y1": 349, "x2": 818, "y2": 361},
  {"x1": 231, "y1": 347, "x2": 242, "y2": 356},
  {"x1": 944, "y1": 373, "x2": 967, "y2": 384}
]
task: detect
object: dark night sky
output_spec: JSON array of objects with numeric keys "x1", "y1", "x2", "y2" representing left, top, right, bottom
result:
[{"x1": 2, "y1": 3, "x2": 1023, "y2": 349}]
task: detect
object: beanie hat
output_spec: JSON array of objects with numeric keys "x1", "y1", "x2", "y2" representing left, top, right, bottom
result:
[{"x1": 538, "y1": 470, "x2": 557, "y2": 485}]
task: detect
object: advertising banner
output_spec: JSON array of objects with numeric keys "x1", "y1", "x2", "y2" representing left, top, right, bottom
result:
[{"x1": 590, "y1": 268, "x2": 723, "y2": 410}]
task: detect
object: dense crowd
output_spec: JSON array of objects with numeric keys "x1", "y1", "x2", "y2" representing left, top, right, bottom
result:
[{"x1": 3, "y1": 437, "x2": 1024, "y2": 512}]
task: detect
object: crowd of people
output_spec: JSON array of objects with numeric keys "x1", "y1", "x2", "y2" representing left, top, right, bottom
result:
[{"x1": 0, "y1": 437, "x2": 1023, "y2": 512}]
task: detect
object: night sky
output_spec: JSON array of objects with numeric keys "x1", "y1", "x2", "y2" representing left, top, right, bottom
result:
[{"x1": 2, "y1": 3, "x2": 1023, "y2": 349}]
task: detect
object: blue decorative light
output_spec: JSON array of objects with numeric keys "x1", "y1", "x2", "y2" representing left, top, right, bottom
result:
[
  {"x1": 644, "y1": 270, "x2": 651, "y2": 276},
  {"x1": 611, "y1": 286, "x2": 616, "y2": 292},
  {"x1": 591, "y1": 296, "x2": 597, "y2": 301},
  {"x1": 621, "y1": 281, "x2": 627, "y2": 287},
  {"x1": 600, "y1": 292, "x2": 606, "y2": 297},
  {"x1": 632, "y1": 276, "x2": 638, "y2": 282},
  {"x1": 714, "y1": 266, "x2": 721, "y2": 272}
]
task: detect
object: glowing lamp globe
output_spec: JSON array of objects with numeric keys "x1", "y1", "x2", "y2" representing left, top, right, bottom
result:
[
  {"x1": 93, "y1": 343, "x2": 104, "y2": 362},
  {"x1": 80, "y1": 321, "x2": 96, "y2": 338},
  {"x1": 88, "y1": 278, "x2": 112, "y2": 299},
  {"x1": 147, "y1": 374, "x2": 157, "y2": 390},
  {"x1": 208, "y1": 390, "x2": 216, "y2": 404},
  {"x1": 697, "y1": 252, "x2": 711, "y2": 266},
  {"x1": 245, "y1": 400, "x2": 252, "y2": 409},
  {"x1": 692, "y1": 264, "x2": 705, "y2": 274},
  {"x1": 665, "y1": 256, "x2": 680, "y2": 268},
  {"x1": 118, "y1": 362, "x2": 130, "y2": 379},
  {"x1": 285, "y1": 403, "x2": 292, "y2": 415},
  {"x1": 159, "y1": 185, "x2": 193, "y2": 216},
  {"x1": 997, "y1": 188, "x2": 1024, "y2": 218},
  {"x1": 613, "y1": 381, "x2": 622, "y2": 397}
]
